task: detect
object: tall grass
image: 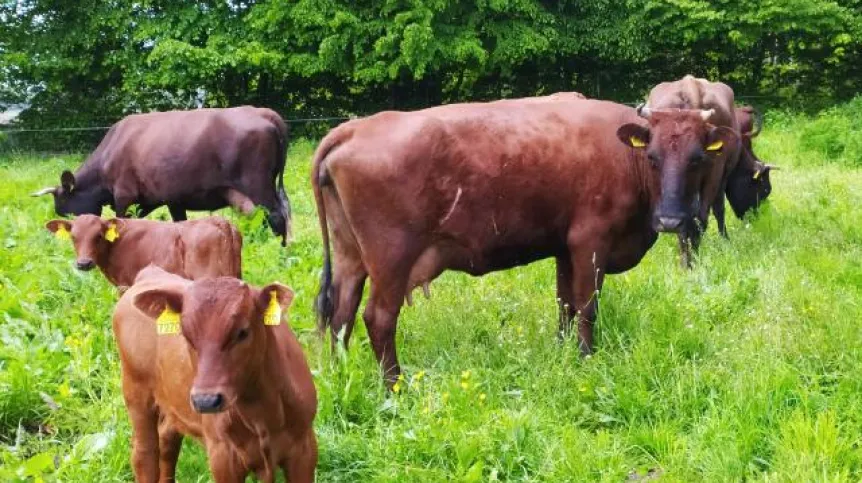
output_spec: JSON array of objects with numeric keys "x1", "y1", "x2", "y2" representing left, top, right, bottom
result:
[{"x1": 0, "y1": 101, "x2": 860, "y2": 481}]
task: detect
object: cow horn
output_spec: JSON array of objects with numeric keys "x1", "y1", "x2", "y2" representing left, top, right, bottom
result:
[
  {"x1": 764, "y1": 164, "x2": 780, "y2": 171},
  {"x1": 31, "y1": 187, "x2": 57, "y2": 197},
  {"x1": 700, "y1": 109, "x2": 715, "y2": 121},
  {"x1": 637, "y1": 104, "x2": 652, "y2": 118}
]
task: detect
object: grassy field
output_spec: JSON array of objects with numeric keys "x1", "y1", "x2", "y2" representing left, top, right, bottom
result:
[{"x1": 0, "y1": 104, "x2": 861, "y2": 482}]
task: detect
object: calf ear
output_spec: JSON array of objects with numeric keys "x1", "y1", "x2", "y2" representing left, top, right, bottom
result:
[
  {"x1": 103, "y1": 218, "x2": 123, "y2": 242},
  {"x1": 617, "y1": 123, "x2": 651, "y2": 149},
  {"x1": 60, "y1": 171, "x2": 75, "y2": 191},
  {"x1": 133, "y1": 289, "x2": 185, "y2": 320},
  {"x1": 258, "y1": 283, "x2": 295, "y2": 326},
  {"x1": 45, "y1": 219, "x2": 72, "y2": 233},
  {"x1": 705, "y1": 126, "x2": 739, "y2": 154},
  {"x1": 45, "y1": 219, "x2": 73, "y2": 240}
]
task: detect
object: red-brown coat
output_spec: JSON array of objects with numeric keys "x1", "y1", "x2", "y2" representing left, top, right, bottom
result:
[
  {"x1": 114, "y1": 266, "x2": 317, "y2": 482},
  {"x1": 45, "y1": 215, "x2": 241, "y2": 288},
  {"x1": 32, "y1": 106, "x2": 292, "y2": 245},
  {"x1": 313, "y1": 97, "x2": 665, "y2": 383}
]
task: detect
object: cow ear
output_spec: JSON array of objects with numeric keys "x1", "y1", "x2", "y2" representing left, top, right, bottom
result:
[
  {"x1": 258, "y1": 283, "x2": 295, "y2": 326},
  {"x1": 617, "y1": 123, "x2": 650, "y2": 149},
  {"x1": 133, "y1": 288, "x2": 184, "y2": 321},
  {"x1": 705, "y1": 126, "x2": 738, "y2": 154},
  {"x1": 60, "y1": 171, "x2": 75, "y2": 191}
]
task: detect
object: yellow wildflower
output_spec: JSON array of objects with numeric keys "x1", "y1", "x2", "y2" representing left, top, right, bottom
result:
[
  {"x1": 479, "y1": 393, "x2": 487, "y2": 402},
  {"x1": 414, "y1": 370, "x2": 426, "y2": 382},
  {"x1": 442, "y1": 392, "x2": 450, "y2": 404},
  {"x1": 461, "y1": 381, "x2": 470, "y2": 391},
  {"x1": 461, "y1": 370, "x2": 471, "y2": 380}
]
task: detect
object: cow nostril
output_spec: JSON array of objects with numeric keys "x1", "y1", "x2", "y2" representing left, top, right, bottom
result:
[
  {"x1": 190, "y1": 393, "x2": 225, "y2": 414},
  {"x1": 76, "y1": 259, "x2": 95, "y2": 271},
  {"x1": 655, "y1": 216, "x2": 684, "y2": 232}
]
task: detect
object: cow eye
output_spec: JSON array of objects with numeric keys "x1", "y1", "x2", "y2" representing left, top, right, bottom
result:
[{"x1": 235, "y1": 328, "x2": 249, "y2": 343}]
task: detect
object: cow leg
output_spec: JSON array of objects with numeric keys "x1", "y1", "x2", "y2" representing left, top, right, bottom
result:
[
  {"x1": 565, "y1": 246, "x2": 607, "y2": 356},
  {"x1": 555, "y1": 255, "x2": 577, "y2": 336},
  {"x1": 711, "y1": 186, "x2": 729, "y2": 239},
  {"x1": 157, "y1": 421, "x2": 183, "y2": 481},
  {"x1": 224, "y1": 188, "x2": 256, "y2": 215},
  {"x1": 363, "y1": 280, "x2": 407, "y2": 385},
  {"x1": 329, "y1": 258, "x2": 367, "y2": 350},
  {"x1": 167, "y1": 204, "x2": 187, "y2": 222}
]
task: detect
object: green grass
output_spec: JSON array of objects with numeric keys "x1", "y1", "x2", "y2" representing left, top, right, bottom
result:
[{"x1": 0, "y1": 106, "x2": 861, "y2": 482}]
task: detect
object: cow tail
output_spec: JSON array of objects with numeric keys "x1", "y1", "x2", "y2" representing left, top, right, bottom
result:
[
  {"x1": 312, "y1": 129, "x2": 346, "y2": 333},
  {"x1": 272, "y1": 117, "x2": 291, "y2": 246}
]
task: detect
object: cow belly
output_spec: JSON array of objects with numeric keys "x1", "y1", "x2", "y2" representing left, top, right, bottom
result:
[
  {"x1": 170, "y1": 190, "x2": 230, "y2": 211},
  {"x1": 605, "y1": 229, "x2": 657, "y2": 274}
]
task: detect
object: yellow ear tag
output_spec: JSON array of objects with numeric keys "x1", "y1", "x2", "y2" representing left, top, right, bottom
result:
[
  {"x1": 105, "y1": 223, "x2": 119, "y2": 243},
  {"x1": 629, "y1": 136, "x2": 647, "y2": 148},
  {"x1": 156, "y1": 306, "x2": 181, "y2": 335},
  {"x1": 263, "y1": 290, "x2": 282, "y2": 326},
  {"x1": 753, "y1": 170, "x2": 761, "y2": 180},
  {"x1": 706, "y1": 140, "x2": 723, "y2": 151},
  {"x1": 55, "y1": 225, "x2": 71, "y2": 241}
]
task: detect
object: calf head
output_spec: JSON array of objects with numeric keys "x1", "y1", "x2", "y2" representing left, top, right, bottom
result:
[
  {"x1": 45, "y1": 215, "x2": 124, "y2": 271},
  {"x1": 133, "y1": 278, "x2": 295, "y2": 414},
  {"x1": 32, "y1": 170, "x2": 106, "y2": 216},
  {"x1": 617, "y1": 108, "x2": 739, "y2": 233}
]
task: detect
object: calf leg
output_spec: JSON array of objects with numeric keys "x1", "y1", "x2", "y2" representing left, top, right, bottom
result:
[
  {"x1": 127, "y1": 405, "x2": 159, "y2": 483},
  {"x1": 711, "y1": 185, "x2": 729, "y2": 239},
  {"x1": 329, "y1": 261, "x2": 367, "y2": 350},
  {"x1": 207, "y1": 443, "x2": 245, "y2": 483},
  {"x1": 157, "y1": 420, "x2": 183, "y2": 481},
  {"x1": 167, "y1": 205, "x2": 187, "y2": 222},
  {"x1": 284, "y1": 431, "x2": 317, "y2": 483}
]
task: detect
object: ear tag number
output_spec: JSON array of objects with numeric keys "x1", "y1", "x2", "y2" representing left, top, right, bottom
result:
[
  {"x1": 629, "y1": 136, "x2": 647, "y2": 148},
  {"x1": 156, "y1": 306, "x2": 180, "y2": 335},
  {"x1": 55, "y1": 225, "x2": 71, "y2": 241},
  {"x1": 706, "y1": 140, "x2": 723, "y2": 151},
  {"x1": 105, "y1": 223, "x2": 119, "y2": 242},
  {"x1": 263, "y1": 290, "x2": 282, "y2": 326}
]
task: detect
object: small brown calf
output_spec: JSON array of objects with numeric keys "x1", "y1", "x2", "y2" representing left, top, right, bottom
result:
[
  {"x1": 45, "y1": 215, "x2": 242, "y2": 287},
  {"x1": 114, "y1": 266, "x2": 317, "y2": 482}
]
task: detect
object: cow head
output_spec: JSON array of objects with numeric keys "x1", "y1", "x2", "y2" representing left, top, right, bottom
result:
[
  {"x1": 45, "y1": 215, "x2": 124, "y2": 271},
  {"x1": 133, "y1": 278, "x2": 295, "y2": 414},
  {"x1": 31, "y1": 170, "x2": 106, "y2": 216},
  {"x1": 726, "y1": 155, "x2": 774, "y2": 219},
  {"x1": 616, "y1": 108, "x2": 739, "y2": 233}
]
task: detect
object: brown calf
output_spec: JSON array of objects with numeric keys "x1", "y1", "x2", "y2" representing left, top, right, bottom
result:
[
  {"x1": 45, "y1": 215, "x2": 242, "y2": 288},
  {"x1": 114, "y1": 266, "x2": 317, "y2": 482}
]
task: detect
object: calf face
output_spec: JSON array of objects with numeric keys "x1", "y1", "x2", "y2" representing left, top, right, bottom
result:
[
  {"x1": 45, "y1": 215, "x2": 122, "y2": 270},
  {"x1": 617, "y1": 109, "x2": 738, "y2": 232},
  {"x1": 132, "y1": 278, "x2": 294, "y2": 414}
]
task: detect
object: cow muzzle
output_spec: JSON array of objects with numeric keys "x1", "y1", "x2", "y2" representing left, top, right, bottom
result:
[
  {"x1": 190, "y1": 391, "x2": 225, "y2": 414},
  {"x1": 653, "y1": 214, "x2": 685, "y2": 233},
  {"x1": 76, "y1": 258, "x2": 96, "y2": 271}
]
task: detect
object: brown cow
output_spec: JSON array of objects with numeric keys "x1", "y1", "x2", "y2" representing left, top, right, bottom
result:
[
  {"x1": 312, "y1": 97, "x2": 679, "y2": 384},
  {"x1": 624, "y1": 75, "x2": 741, "y2": 266},
  {"x1": 45, "y1": 215, "x2": 242, "y2": 288},
  {"x1": 115, "y1": 266, "x2": 317, "y2": 482},
  {"x1": 31, "y1": 106, "x2": 292, "y2": 245}
]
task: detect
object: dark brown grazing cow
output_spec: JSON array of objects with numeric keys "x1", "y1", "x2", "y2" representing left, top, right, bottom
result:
[
  {"x1": 310, "y1": 96, "x2": 715, "y2": 384},
  {"x1": 115, "y1": 266, "x2": 317, "y2": 482},
  {"x1": 626, "y1": 75, "x2": 741, "y2": 266},
  {"x1": 45, "y1": 215, "x2": 242, "y2": 288},
  {"x1": 726, "y1": 106, "x2": 775, "y2": 219},
  {"x1": 31, "y1": 106, "x2": 292, "y2": 245}
]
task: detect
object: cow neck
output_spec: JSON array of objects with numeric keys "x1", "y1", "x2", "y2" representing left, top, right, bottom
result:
[{"x1": 73, "y1": 160, "x2": 102, "y2": 191}]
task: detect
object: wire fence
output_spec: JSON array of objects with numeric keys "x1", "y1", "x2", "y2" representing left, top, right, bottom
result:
[{"x1": 0, "y1": 95, "x2": 777, "y2": 155}]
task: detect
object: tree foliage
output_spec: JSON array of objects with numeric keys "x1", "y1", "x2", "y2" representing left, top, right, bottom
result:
[{"x1": 1, "y1": 0, "x2": 860, "y2": 132}]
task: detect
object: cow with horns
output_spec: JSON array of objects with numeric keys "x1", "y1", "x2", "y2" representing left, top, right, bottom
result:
[{"x1": 620, "y1": 75, "x2": 775, "y2": 267}]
